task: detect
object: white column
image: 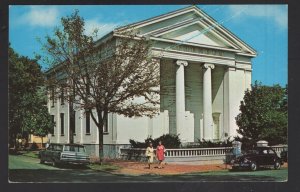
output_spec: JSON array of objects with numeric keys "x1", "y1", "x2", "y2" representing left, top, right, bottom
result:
[
  {"x1": 203, "y1": 63, "x2": 214, "y2": 140},
  {"x1": 67, "y1": 101, "x2": 70, "y2": 144},
  {"x1": 176, "y1": 60, "x2": 188, "y2": 137},
  {"x1": 56, "y1": 94, "x2": 60, "y2": 143},
  {"x1": 80, "y1": 109, "x2": 84, "y2": 144}
]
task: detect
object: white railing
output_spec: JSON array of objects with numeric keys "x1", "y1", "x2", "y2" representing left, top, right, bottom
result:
[
  {"x1": 271, "y1": 145, "x2": 288, "y2": 154},
  {"x1": 120, "y1": 147, "x2": 233, "y2": 158},
  {"x1": 120, "y1": 145, "x2": 287, "y2": 158},
  {"x1": 165, "y1": 147, "x2": 232, "y2": 157}
]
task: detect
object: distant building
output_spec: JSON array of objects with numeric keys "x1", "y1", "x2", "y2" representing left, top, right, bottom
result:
[
  {"x1": 47, "y1": 6, "x2": 256, "y2": 157},
  {"x1": 27, "y1": 134, "x2": 49, "y2": 149}
]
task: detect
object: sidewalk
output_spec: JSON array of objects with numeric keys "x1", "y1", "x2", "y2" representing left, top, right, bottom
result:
[
  {"x1": 107, "y1": 161, "x2": 288, "y2": 176},
  {"x1": 110, "y1": 161, "x2": 230, "y2": 175}
]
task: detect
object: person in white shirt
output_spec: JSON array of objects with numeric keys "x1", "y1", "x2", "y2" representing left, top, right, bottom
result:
[{"x1": 145, "y1": 142, "x2": 155, "y2": 169}]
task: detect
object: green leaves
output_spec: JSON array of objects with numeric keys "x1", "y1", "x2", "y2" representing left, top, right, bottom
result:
[
  {"x1": 130, "y1": 134, "x2": 181, "y2": 148},
  {"x1": 9, "y1": 46, "x2": 53, "y2": 146},
  {"x1": 236, "y1": 81, "x2": 287, "y2": 146}
]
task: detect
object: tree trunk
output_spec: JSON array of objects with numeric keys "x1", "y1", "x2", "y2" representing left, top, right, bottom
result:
[
  {"x1": 41, "y1": 136, "x2": 44, "y2": 149},
  {"x1": 11, "y1": 133, "x2": 16, "y2": 150},
  {"x1": 69, "y1": 103, "x2": 75, "y2": 144},
  {"x1": 98, "y1": 126, "x2": 104, "y2": 164},
  {"x1": 90, "y1": 109, "x2": 105, "y2": 165}
]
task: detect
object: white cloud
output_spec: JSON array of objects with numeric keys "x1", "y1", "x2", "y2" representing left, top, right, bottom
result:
[
  {"x1": 228, "y1": 5, "x2": 288, "y2": 29},
  {"x1": 85, "y1": 19, "x2": 120, "y2": 39},
  {"x1": 22, "y1": 6, "x2": 59, "y2": 27}
]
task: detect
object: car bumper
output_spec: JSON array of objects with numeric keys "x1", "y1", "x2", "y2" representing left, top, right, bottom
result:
[
  {"x1": 231, "y1": 163, "x2": 251, "y2": 170},
  {"x1": 60, "y1": 159, "x2": 90, "y2": 165}
]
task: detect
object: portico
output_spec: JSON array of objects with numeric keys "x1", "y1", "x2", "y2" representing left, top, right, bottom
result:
[{"x1": 174, "y1": 59, "x2": 216, "y2": 141}]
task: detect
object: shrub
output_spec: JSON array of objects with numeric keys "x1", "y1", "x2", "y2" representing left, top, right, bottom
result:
[
  {"x1": 154, "y1": 134, "x2": 181, "y2": 148},
  {"x1": 30, "y1": 142, "x2": 39, "y2": 150},
  {"x1": 129, "y1": 138, "x2": 150, "y2": 148},
  {"x1": 188, "y1": 137, "x2": 233, "y2": 148},
  {"x1": 233, "y1": 136, "x2": 257, "y2": 151},
  {"x1": 129, "y1": 134, "x2": 181, "y2": 148}
]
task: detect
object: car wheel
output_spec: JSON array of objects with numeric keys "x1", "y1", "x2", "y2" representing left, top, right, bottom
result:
[
  {"x1": 250, "y1": 162, "x2": 257, "y2": 171},
  {"x1": 274, "y1": 161, "x2": 281, "y2": 170},
  {"x1": 52, "y1": 160, "x2": 59, "y2": 167},
  {"x1": 231, "y1": 167, "x2": 237, "y2": 172}
]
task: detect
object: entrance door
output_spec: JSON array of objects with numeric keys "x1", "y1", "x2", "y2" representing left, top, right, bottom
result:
[{"x1": 213, "y1": 113, "x2": 221, "y2": 141}]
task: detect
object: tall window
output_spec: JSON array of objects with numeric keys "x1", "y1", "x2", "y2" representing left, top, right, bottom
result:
[
  {"x1": 86, "y1": 111, "x2": 90, "y2": 134},
  {"x1": 51, "y1": 115, "x2": 55, "y2": 135},
  {"x1": 70, "y1": 111, "x2": 76, "y2": 134},
  {"x1": 60, "y1": 86, "x2": 64, "y2": 105},
  {"x1": 104, "y1": 116, "x2": 108, "y2": 133},
  {"x1": 51, "y1": 87, "x2": 55, "y2": 107},
  {"x1": 60, "y1": 113, "x2": 64, "y2": 136},
  {"x1": 85, "y1": 112, "x2": 109, "y2": 134}
]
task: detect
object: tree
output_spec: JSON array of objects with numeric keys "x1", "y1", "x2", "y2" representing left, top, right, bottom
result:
[
  {"x1": 235, "y1": 81, "x2": 287, "y2": 148},
  {"x1": 9, "y1": 46, "x2": 44, "y2": 148},
  {"x1": 41, "y1": 10, "x2": 160, "y2": 162},
  {"x1": 9, "y1": 45, "x2": 54, "y2": 149},
  {"x1": 22, "y1": 88, "x2": 55, "y2": 146}
]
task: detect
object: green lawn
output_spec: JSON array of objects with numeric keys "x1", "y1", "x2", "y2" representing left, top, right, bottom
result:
[
  {"x1": 21, "y1": 151, "x2": 39, "y2": 159},
  {"x1": 185, "y1": 168, "x2": 288, "y2": 181},
  {"x1": 87, "y1": 163, "x2": 121, "y2": 172},
  {"x1": 12, "y1": 152, "x2": 288, "y2": 182}
]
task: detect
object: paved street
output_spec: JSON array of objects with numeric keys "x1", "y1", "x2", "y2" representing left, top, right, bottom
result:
[{"x1": 9, "y1": 155, "x2": 288, "y2": 183}]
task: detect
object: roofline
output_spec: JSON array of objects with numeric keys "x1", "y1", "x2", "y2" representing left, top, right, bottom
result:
[
  {"x1": 45, "y1": 5, "x2": 257, "y2": 74},
  {"x1": 45, "y1": 31, "x2": 115, "y2": 75},
  {"x1": 194, "y1": 6, "x2": 257, "y2": 55},
  {"x1": 114, "y1": 5, "x2": 196, "y2": 31},
  {"x1": 115, "y1": 5, "x2": 256, "y2": 56}
]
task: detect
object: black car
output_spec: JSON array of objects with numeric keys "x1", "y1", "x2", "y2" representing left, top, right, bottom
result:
[
  {"x1": 231, "y1": 146, "x2": 283, "y2": 171},
  {"x1": 280, "y1": 147, "x2": 288, "y2": 162}
]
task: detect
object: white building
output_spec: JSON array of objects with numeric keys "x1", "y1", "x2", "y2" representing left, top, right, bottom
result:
[{"x1": 47, "y1": 6, "x2": 256, "y2": 157}]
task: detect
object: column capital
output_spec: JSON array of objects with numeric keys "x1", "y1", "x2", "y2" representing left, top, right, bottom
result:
[
  {"x1": 203, "y1": 63, "x2": 215, "y2": 69},
  {"x1": 176, "y1": 60, "x2": 188, "y2": 67}
]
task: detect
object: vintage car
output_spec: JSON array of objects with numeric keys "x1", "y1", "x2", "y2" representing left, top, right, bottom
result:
[
  {"x1": 39, "y1": 143, "x2": 90, "y2": 166},
  {"x1": 280, "y1": 147, "x2": 288, "y2": 162},
  {"x1": 231, "y1": 146, "x2": 283, "y2": 171}
]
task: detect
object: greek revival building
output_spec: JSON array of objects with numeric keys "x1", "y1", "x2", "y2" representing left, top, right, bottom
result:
[{"x1": 48, "y1": 6, "x2": 256, "y2": 157}]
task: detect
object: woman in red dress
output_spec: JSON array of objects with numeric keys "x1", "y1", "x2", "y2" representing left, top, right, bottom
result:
[{"x1": 156, "y1": 141, "x2": 166, "y2": 169}]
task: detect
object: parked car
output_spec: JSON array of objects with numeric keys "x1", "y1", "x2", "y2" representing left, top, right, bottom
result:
[
  {"x1": 231, "y1": 146, "x2": 283, "y2": 171},
  {"x1": 39, "y1": 143, "x2": 90, "y2": 167},
  {"x1": 280, "y1": 147, "x2": 288, "y2": 162}
]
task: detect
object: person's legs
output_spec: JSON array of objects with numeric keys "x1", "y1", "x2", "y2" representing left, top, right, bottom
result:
[
  {"x1": 158, "y1": 160, "x2": 162, "y2": 168},
  {"x1": 148, "y1": 156, "x2": 153, "y2": 169},
  {"x1": 147, "y1": 157, "x2": 151, "y2": 169}
]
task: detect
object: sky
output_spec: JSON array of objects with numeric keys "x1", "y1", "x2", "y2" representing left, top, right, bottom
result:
[{"x1": 9, "y1": 5, "x2": 288, "y2": 86}]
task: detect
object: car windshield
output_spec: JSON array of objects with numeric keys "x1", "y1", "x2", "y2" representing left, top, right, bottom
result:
[{"x1": 64, "y1": 145, "x2": 85, "y2": 152}]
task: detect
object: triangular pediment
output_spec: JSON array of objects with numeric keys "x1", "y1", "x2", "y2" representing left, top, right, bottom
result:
[
  {"x1": 172, "y1": 30, "x2": 224, "y2": 47},
  {"x1": 157, "y1": 22, "x2": 235, "y2": 49},
  {"x1": 115, "y1": 6, "x2": 257, "y2": 56}
]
